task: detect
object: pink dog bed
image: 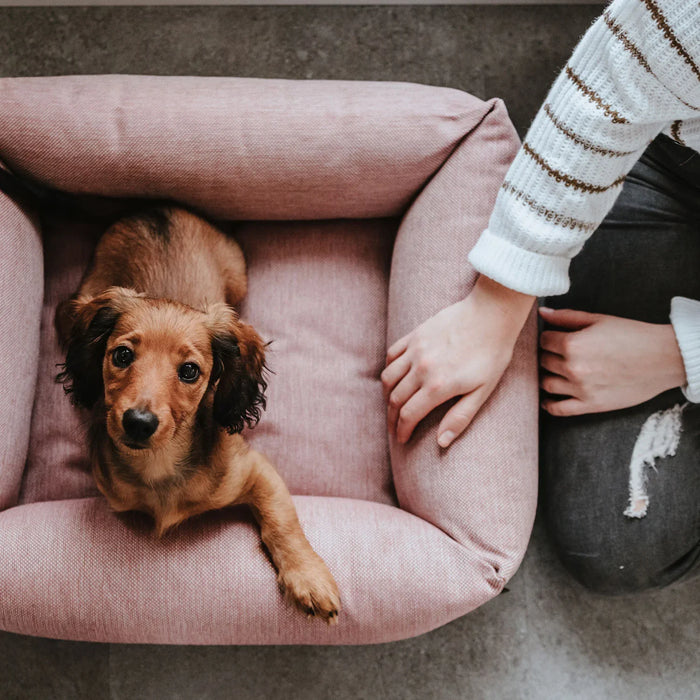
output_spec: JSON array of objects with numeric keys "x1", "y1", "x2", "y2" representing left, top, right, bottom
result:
[{"x1": 0, "y1": 76, "x2": 537, "y2": 644}]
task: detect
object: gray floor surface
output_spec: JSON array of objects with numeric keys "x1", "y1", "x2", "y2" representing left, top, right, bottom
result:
[{"x1": 1, "y1": 6, "x2": 698, "y2": 700}]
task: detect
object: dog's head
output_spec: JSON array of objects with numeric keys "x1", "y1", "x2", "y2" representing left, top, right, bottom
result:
[{"x1": 57, "y1": 286, "x2": 267, "y2": 451}]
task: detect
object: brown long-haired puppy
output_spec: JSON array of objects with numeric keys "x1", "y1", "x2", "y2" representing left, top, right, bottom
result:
[{"x1": 56, "y1": 206, "x2": 340, "y2": 623}]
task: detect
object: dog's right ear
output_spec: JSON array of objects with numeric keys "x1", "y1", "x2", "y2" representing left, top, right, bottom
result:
[
  {"x1": 205, "y1": 303, "x2": 268, "y2": 435},
  {"x1": 56, "y1": 287, "x2": 140, "y2": 409}
]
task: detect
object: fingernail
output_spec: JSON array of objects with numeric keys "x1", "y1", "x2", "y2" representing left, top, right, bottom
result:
[
  {"x1": 438, "y1": 431, "x2": 454, "y2": 448},
  {"x1": 539, "y1": 307, "x2": 553, "y2": 313}
]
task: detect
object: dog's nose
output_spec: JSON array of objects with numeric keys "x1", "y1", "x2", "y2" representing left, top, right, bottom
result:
[{"x1": 122, "y1": 408, "x2": 159, "y2": 442}]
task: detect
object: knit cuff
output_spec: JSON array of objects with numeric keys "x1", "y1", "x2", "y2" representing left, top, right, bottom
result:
[
  {"x1": 669, "y1": 296, "x2": 700, "y2": 403},
  {"x1": 468, "y1": 229, "x2": 572, "y2": 297}
]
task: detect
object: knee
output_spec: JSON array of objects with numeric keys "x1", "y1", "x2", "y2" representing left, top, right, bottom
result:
[
  {"x1": 545, "y1": 508, "x2": 700, "y2": 596},
  {"x1": 555, "y1": 548, "x2": 660, "y2": 596}
]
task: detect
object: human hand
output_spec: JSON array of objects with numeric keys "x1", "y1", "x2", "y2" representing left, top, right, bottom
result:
[
  {"x1": 381, "y1": 275, "x2": 535, "y2": 447},
  {"x1": 539, "y1": 307, "x2": 686, "y2": 416}
]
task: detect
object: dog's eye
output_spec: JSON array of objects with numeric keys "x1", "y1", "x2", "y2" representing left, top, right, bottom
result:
[
  {"x1": 178, "y1": 362, "x2": 200, "y2": 383},
  {"x1": 112, "y1": 346, "x2": 134, "y2": 368}
]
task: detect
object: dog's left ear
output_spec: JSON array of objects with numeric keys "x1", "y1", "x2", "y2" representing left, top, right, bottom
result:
[{"x1": 207, "y1": 304, "x2": 268, "y2": 434}]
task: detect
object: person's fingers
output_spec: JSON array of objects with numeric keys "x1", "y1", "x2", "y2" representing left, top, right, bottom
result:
[
  {"x1": 436, "y1": 389, "x2": 487, "y2": 448},
  {"x1": 395, "y1": 387, "x2": 445, "y2": 444},
  {"x1": 539, "y1": 307, "x2": 597, "y2": 330},
  {"x1": 539, "y1": 350, "x2": 569, "y2": 377},
  {"x1": 387, "y1": 371, "x2": 420, "y2": 436},
  {"x1": 541, "y1": 396, "x2": 588, "y2": 416},
  {"x1": 539, "y1": 329, "x2": 569, "y2": 355},
  {"x1": 540, "y1": 373, "x2": 574, "y2": 397},
  {"x1": 380, "y1": 353, "x2": 411, "y2": 399},
  {"x1": 386, "y1": 334, "x2": 410, "y2": 365}
]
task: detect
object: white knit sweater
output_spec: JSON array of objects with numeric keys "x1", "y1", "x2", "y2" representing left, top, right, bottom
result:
[{"x1": 468, "y1": 0, "x2": 700, "y2": 400}]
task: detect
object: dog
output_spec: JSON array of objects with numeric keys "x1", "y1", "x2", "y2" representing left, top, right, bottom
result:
[{"x1": 52, "y1": 205, "x2": 340, "y2": 623}]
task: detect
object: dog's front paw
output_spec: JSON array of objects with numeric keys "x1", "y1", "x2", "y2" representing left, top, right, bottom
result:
[{"x1": 278, "y1": 556, "x2": 341, "y2": 625}]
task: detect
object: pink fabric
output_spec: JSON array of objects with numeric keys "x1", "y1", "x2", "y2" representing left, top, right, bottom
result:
[
  {"x1": 388, "y1": 100, "x2": 538, "y2": 580},
  {"x1": 20, "y1": 221, "x2": 101, "y2": 504},
  {"x1": 0, "y1": 193, "x2": 43, "y2": 511},
  {"x1": 0, "y1": 76, "x2": 492, "y2": 221},
  {"x1": 0, "y1": 497, "x2": 500, "y2": 644},
  {"x1": 0, "y1": 76, "x2": 537, "y2": 644},
  {"x1": 235, "y1": 220, "x2": 396, "y2": 504}
]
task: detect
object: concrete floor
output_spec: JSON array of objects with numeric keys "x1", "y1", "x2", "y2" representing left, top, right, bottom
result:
[{"x1": 1, "y1": 6, "x2": 699, "y2": 700}]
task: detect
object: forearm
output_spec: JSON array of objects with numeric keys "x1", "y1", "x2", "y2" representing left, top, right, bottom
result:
[
  {"x1": 469, "y1": 274, "x2": 535, "y2": 338},
  {"x1": 650, "y1": 323, "x2": 687, "y2": 396}
]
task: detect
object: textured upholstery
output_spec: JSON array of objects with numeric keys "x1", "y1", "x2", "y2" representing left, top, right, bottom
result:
[
  {"x1": 0, "y1": 192, "x2": 43, "y2": 512},
  {"x1": 0, "y1": 76, "x2": 537, "y2": 644}
]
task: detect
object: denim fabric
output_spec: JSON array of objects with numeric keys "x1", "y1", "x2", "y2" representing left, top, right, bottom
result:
[{"x1": 541, "y1": 135, "x2": 700, "y2": 594}]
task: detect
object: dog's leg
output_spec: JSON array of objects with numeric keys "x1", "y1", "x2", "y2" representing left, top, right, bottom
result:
[{"x1": 237, "y1": 451, "x2": 341, "y2": 624}]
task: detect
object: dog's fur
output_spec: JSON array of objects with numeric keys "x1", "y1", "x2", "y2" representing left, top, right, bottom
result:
[{"x1": 56, "y1": 207, "x2": 340, "y2": 623}]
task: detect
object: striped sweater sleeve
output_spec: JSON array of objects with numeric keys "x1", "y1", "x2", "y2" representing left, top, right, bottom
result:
[{"x1": 468, "y1": 0, "x2": 700, "y2": 297}]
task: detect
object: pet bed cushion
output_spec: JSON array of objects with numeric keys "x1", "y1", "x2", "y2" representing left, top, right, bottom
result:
[{"x1": 0, "y1": 76, "x2": 537, "y2": 644}]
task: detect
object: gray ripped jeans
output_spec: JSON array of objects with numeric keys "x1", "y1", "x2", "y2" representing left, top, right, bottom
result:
[{"x1": 541, "y1": 134, "x2": 700, "y2": 594}]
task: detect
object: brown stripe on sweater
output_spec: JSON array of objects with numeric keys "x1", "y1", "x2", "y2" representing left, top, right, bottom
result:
[
  {"x1": 500, "y1": 181, "x2": 598, "y2": 234},
  {"x1": 605, "y1": 8, "x2": 700, "y2": 111},
  {"x1": 670, "y1": 120, "x2": 686, "y2": 146},
  {"x1": 640, "y1": 0, "x2": 700, "y2": 82},
  {"x1": 522, "y1": 142, "x2": 628, "y2": 193},
  {"x1": 603, "y1": 11, "x2": 654, "y2": 75},
  {"x1": 565, "y1": 66, "x2": 630, "y2": 123},
  {"x1": 543, "y1": 104, "x2": 636, "y2": 157}
]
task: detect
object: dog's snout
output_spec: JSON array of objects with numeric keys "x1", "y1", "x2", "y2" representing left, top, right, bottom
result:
[{"x1": 122, "y1": 408, "x2": 159, "y2": 443}]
